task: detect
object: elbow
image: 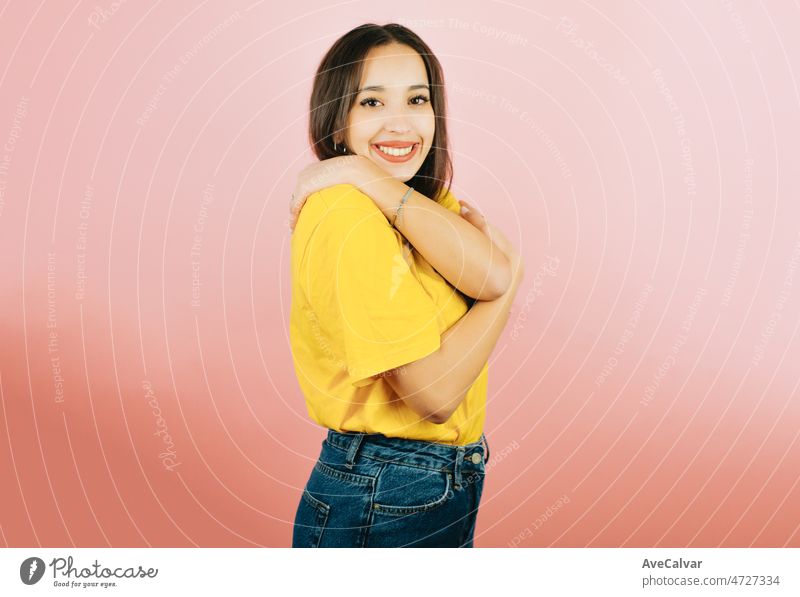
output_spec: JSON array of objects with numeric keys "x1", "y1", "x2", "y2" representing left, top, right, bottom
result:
[
  {"x1": 393, "y1": 372, "x2": 469, "y2": 425},
  {"x1": 423, "y1": 388, "x2": 466, "y2": 425},
  {"x1": 478, "y1": 253, "x2": 512, "y2": 301},
  {"x1": 425, "y1": 409, "x2": 452, "y2": 425}
]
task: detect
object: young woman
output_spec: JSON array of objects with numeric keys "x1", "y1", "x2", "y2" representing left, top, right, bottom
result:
[{"x1": 288, "y1": 23, "x2": 524, "y2": 548}]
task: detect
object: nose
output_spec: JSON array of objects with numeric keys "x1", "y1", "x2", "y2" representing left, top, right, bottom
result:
[
  {"x1": 380, "y1": 107, "x2": 413, "y2": 134},
  {"x1": 382, "y1": 117, "x2": 411, "y2": 134}
]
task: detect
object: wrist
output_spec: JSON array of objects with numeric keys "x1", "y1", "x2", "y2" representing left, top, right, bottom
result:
[
  {"x1": 348, "y1": 155, "x2": 376, "y2": 189},
  {"x1": 349, "y1": 159, "x2": 408, "y2": 221}
]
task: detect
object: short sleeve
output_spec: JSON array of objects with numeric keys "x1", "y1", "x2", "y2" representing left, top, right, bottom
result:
[{"x1": 310, "y1": 185, "x2": 442, "y2": 388}]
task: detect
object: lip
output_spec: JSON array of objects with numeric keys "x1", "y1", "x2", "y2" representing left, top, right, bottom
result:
[
  {"x1": 371, "y1": 141, "x2": 420, "y2": 164},
  {"x1": 373, "y1": 140, "x2": 417, "y2": 147}
]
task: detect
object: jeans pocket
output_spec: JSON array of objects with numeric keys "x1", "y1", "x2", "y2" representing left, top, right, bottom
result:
[
  {"x1": 372, "y1": 463, "x2": 452, "y2": 516},
  {"x1": 294, "y1": 457, "x2": 377, "y2": 548},
  {"x1": 292, "y1": 487, "x2": 330, "y2": 548},
  {"x1": 314, "y1": 459, "x2": 376, "y2": 487}
]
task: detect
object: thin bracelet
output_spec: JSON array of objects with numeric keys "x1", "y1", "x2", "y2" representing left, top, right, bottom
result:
[{"x1": 391, "y1": 186, "x2": 414, "y2": 228}]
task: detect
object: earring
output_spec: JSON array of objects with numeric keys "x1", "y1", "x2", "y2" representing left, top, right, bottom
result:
[{"x1": 334, "y1": 142, "x2": 346, "y2": 154}]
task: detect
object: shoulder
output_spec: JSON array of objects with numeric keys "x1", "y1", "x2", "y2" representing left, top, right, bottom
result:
[
  {"x1": 313, "y1": 183, "x2": 379, "y2": 214},
  {"x1": 296, "y1": 184, "x2": 383, "y2": 236},
  {"x1": 299, "y1": 184, "x2": 390, "y2": 247}
]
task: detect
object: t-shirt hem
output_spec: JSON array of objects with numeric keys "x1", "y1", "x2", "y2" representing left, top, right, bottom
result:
[{"x1": 349, "y1": 332, "x2": 441, "y2": 388}]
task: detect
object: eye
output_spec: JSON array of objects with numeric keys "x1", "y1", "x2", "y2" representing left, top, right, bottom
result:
[{"x1": 359, "y1": 94, "x2": 430, "y2": 108}]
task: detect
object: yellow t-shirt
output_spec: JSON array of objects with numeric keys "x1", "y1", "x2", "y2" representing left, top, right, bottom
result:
[{"x1": 289, "y1": 183, "x2": 489, "y2": 446}]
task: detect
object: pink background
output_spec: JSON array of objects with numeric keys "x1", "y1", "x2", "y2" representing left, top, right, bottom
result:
[{"x1": 1, "y1": 0, "x2": 799, "y2": 547}]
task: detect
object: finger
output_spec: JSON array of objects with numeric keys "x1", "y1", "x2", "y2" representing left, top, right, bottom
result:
[
  {"x1": 459, "y1": 199, "x2": 483, "y2": 216},
  {"x1": 291, "y1": 195, "x2": 307, "y2": 215},
  {"x1": 461, "y1": 208, "x2": 485, "y2": 222},
  {"x1": 460, "y1": 209, "x2": 487, "y2": 229}
]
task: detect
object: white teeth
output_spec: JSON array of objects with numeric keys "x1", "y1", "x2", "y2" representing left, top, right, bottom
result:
[{"x1": 377, "y1": 144, "x2": 414, "y2": 157}]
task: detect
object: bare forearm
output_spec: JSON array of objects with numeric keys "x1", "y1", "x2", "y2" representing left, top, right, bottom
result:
[
  {"x1": 383, "y1": 258, "x2": 524, "y2": 423},
  {"x1": 427, "y1": 269, "x2": 524, "y2": 420},
  {"x1": 352, "y1": 171, "x2": 511, "y2": 300}
]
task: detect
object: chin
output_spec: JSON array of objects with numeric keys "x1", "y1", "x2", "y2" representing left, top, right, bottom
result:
[
  {"x1": 369, "y1": 160, "x2": 420, "y2": 182},
  {"x1": 392, "y1": 170, "x2": 416, "y2": 183}
]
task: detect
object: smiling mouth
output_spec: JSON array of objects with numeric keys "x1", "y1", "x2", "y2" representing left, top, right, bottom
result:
[{"x1": 370, "y1": 142, "x2": 420, "y2": 163}]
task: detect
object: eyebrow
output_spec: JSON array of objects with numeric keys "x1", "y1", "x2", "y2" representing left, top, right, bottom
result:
[{"x1": 357, "y1": 84, "x2": 430, "y2": 93}]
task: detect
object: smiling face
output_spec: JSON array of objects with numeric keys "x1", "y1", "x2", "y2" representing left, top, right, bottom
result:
[{"x1": 342, "y1": 42, "x2": 435, "y2": 182}]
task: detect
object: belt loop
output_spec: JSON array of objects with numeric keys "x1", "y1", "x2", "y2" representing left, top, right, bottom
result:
[
  {"x1": 344, "y1": 433, "x2": 365, "y2": 470},
  {"x1": 454, "y1": 445, "x2": 465, "y2": 489},
  {"x1": 482, "y1": 433, "x2": 490, "y2": 465}
]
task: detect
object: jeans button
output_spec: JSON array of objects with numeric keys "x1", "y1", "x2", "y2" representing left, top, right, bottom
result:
[{"x1": 470, "y1": 452, "x2": 481, "y2": 464}]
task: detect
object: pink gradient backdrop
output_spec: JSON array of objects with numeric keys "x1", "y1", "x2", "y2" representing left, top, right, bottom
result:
[{"x1": 1, "y1": 1, "x2": 799, "y2": 547}]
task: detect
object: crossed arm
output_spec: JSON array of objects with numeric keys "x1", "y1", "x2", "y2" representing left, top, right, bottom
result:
[
  {"x1": 346, "y1": 160, "x2": 524, "y2": 423},
  {"x1": 291, "y1": 155, "x2": 524, "y2": 423},
  {"x1": 381, "y1": 259, "x2": 523, "y2": 423},
  {"x1": 350, "y1": 165, "x2": 512, "y2": 301}
]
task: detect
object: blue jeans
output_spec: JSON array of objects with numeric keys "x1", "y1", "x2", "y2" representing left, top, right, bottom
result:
[{"x1": 292, "y1": 429, "x2": 490, "y2": 548}]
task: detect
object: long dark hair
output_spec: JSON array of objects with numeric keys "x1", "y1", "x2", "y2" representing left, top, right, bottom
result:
[{"x1": 309, "y1": 23, "x2": 453, "y2": 202}]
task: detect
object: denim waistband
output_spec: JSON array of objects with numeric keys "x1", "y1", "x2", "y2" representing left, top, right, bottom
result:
[{"x1": 325, "y1": 429, "x2": 490, "y2": 484}]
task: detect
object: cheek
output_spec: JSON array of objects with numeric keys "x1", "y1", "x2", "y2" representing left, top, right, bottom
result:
[
  {"x1": 344, "y1": 114, "x2": 367, "y2": 146},
  {"x1": 419, "y1": 113, "x2": 436, "y2": 142},
  {"x1": 351, "y1": 127, "x2": 375, "y2": 151}
]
